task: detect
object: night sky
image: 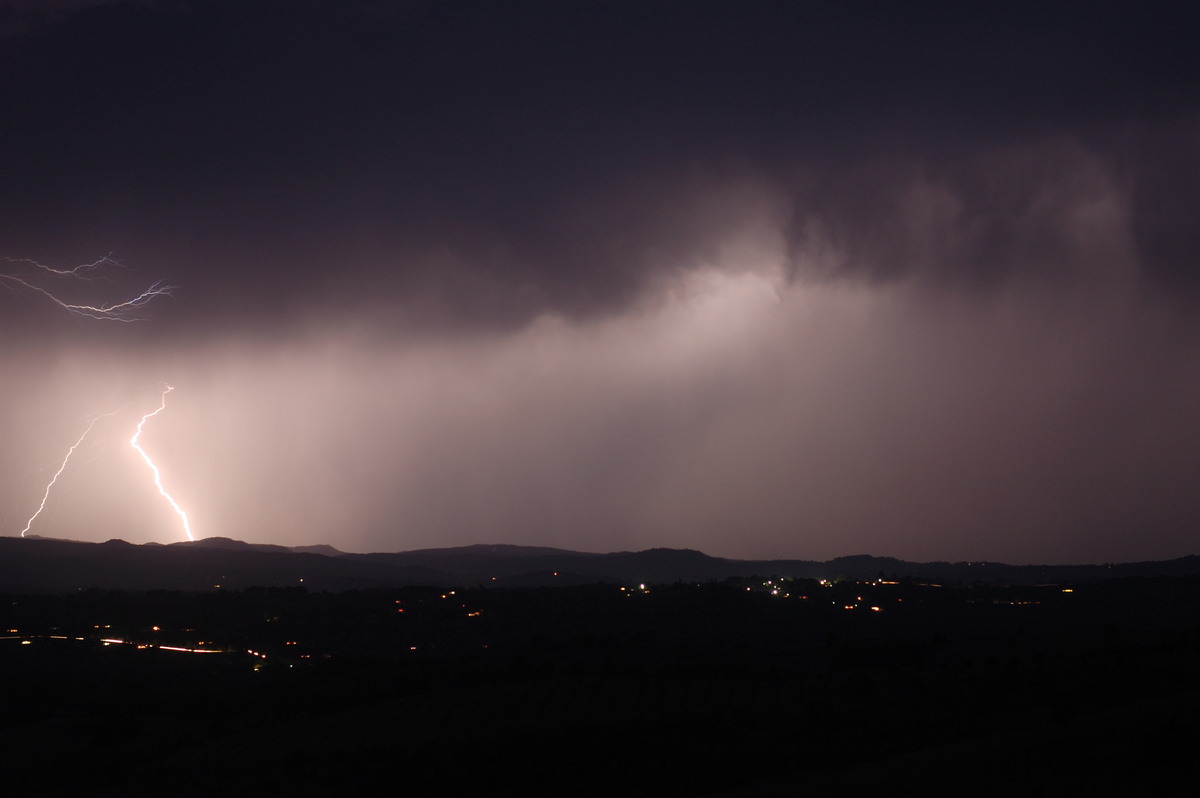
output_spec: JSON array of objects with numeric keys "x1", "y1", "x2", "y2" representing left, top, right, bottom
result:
[{"x1": 2, "y1": 0, "x2": 1198, "y2": 562}]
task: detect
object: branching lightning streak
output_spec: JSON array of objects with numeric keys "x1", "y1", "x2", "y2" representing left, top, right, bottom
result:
[
  {"x1": 19, "y1": 412, "x2": 116, "y2": 537},
  {"x1": 1, "y1": 256, "x2": 174, "y2": 321},
  {"x1": 130, "y1": 386, "x2": 194, "y2": 542},
  {"x1": 4, "y1": 254, "x2": 121, "y2": 279}
]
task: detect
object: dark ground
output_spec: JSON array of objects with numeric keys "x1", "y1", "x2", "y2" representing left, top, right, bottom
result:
[{"x1": 1, "y1": 576, "x2": 1198, "y2": 795}]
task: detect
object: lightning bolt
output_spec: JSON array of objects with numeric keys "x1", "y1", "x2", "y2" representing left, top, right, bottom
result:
[
  {"x1": 1, "y1": 256, "x2": 174, "y2": 321},
  {"x1": 5, "y1": 254, "x2": 121, "y2": 279},
  {"x1": 19, "y1": 412, "x2": 116, "y2": 537},
  {"x1": 130, "y1": 386, "x2": 194, "y2": 542}
]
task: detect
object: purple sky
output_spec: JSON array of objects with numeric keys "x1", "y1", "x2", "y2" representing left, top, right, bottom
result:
[{"x1": 1, "y1": 1, "x2": 1198, "y2": 562}]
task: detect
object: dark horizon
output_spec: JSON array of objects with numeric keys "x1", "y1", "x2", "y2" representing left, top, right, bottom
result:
[
  {"x1": 19, "y1": 528, "x2": 1200, "y2": 563},
  {"x1": 9, "y1": 532, "x2": 1200, "y2": 579},
  {"x1": 3, "y1": 1, "x2": 1199, "y2": 564}
]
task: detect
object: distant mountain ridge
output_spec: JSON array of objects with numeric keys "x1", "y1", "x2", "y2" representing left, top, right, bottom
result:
[{"x1": 3, "y1": 535, "x2": 1198, "y2": 592}]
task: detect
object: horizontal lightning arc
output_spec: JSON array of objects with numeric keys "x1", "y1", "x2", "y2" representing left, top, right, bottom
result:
[
  {"x1": 1, "y1": 256, "x2": 174, "y2": 321},
  {"x1": 4, "y1": 254, "x2": 121, "y2": 279},
  {"x1": 130, "y1": 386, "x2": 194, "y2": 542}
]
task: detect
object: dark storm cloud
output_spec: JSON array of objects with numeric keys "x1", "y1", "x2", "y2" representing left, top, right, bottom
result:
[
  {"x1": 0, "y1": 0, "x2": 131, "y2": 39},
  {"x1": 1126, "y1": 120, "x2": 1200, "y2": 291},
  {"x1": 2, "y1": 0, "x2": 1197, "y2": 333}
]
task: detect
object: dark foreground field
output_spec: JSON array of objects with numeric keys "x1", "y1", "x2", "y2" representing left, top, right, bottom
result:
[{"x1": 1, "y1": 577, "x2": 1198, "y2": 796}]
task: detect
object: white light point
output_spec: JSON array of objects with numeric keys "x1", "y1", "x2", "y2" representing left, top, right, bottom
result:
[
  {"x1": 19, "y1": 411, "x2": 116, "y2": 537},
  {"x1": 130, "y1": 386, "x2": 194, "y2": 542}
]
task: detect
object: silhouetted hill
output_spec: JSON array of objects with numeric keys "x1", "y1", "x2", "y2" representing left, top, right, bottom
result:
[
  {"x1": 170, "y1": 536, "x2": 295, "y2": 554},
  {"x1": 404, "y1": 543, "x2": 584, "y2": 558},
  {"x1": 289, "y1": 544, "x2": 344, "y2": 557},
  {"x1": 0, "y1": 536, "x2": 445, "y2": 592},
  {"x1": 2, "y1": 536, "x2": 1198, "y2": 592}
]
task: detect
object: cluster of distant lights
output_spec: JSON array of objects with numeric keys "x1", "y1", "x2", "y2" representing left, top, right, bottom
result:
[
  {"x1": 733, "y1": 577, "x2": 1079, "y2": 612},
  {"x1": 3, "y1": 582, "x2": 1086, "y2": 668},
  {"x1": 2, "y1": 625, "x2": 306, "y2": 669},
  {"x1": 616, "y1": 576, "x2": 1079, "y2": 614},
  {"x1": 2, "y1": 630, "x2": 222, "y2": 655},
  {"x1": 737, "y1": 578, "x2": 890, "y2": 611}
]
